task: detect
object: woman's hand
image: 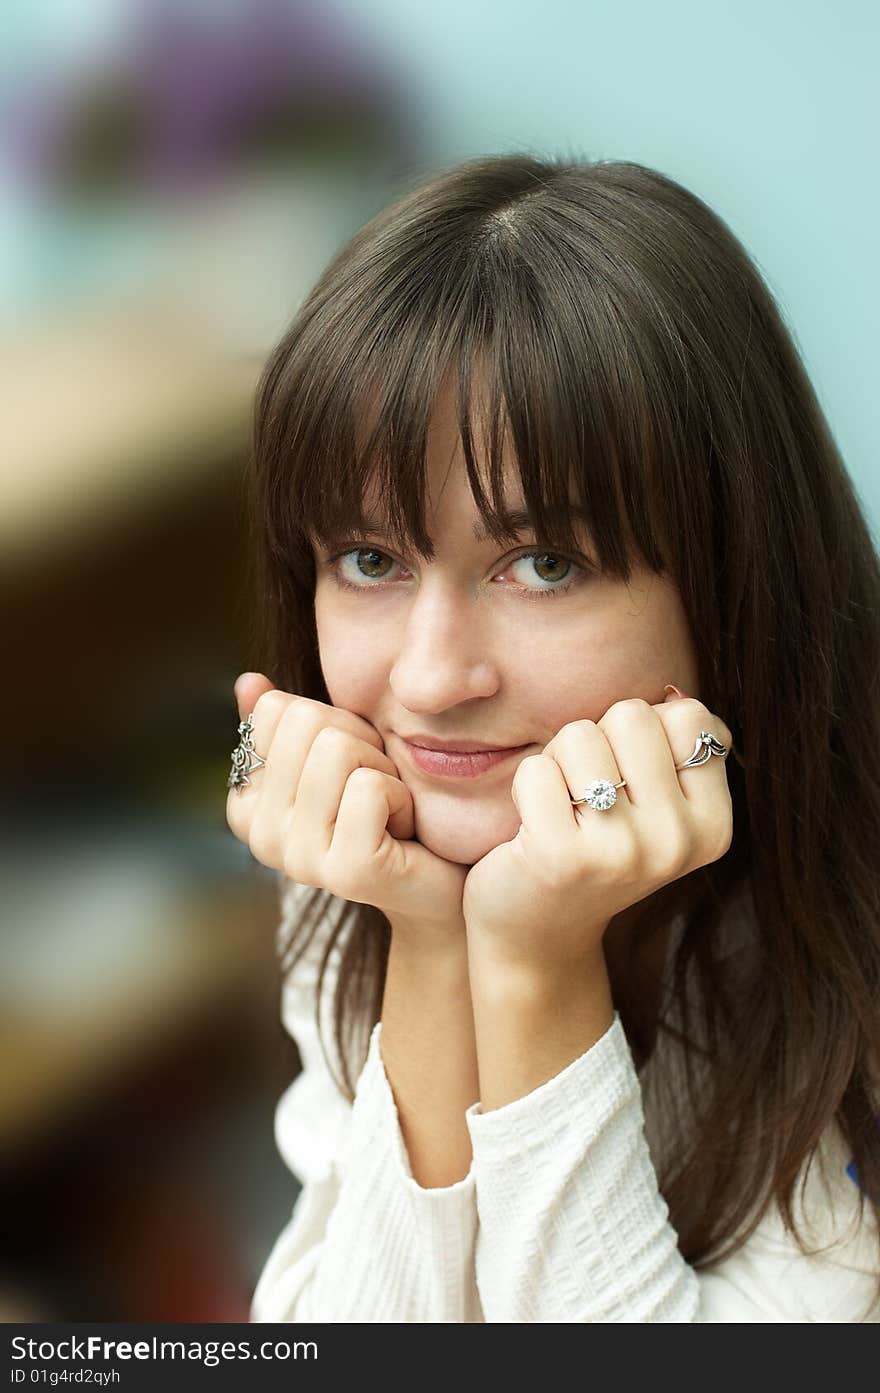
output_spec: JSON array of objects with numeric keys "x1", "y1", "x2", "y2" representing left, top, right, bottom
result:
[
  {"x1": 225, "y1": 673, "x2": 468, "y2": 941},
  {"x1": 461, "y1": 694, "x2": 734, "y2": 977}
]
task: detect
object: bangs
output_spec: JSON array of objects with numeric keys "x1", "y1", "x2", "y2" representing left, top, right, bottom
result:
[{"x1": 255, "y1": 177, "x2": 680, "y2": 583}]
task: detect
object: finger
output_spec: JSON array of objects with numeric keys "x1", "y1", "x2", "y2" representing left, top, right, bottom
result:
[
  {"x1": 650, "y1": 697, "x2": 732, "y2": 796},
  {"x1": 593, "y1": 700, "x2": 677, "y2": 814},
  {"x1": 246, "y1": 689, "x2": 388, "y2": 765},
  {"x1": 286, "y1": 727, "x2": 413, "y2": 875},
  {"x1": 654, "y1": 696, "x2": 734, "y2": 777},
  {"x1": 226, "y1": 688, "x2": 294, "y2": 842},
  {"x1": 237, "y1": 690, "x2": 388, "y2": 816},
  {"x1": 261, "y1": 713, "x2": 406, "y2": 841},
  {"x1": 591, "y1": 698, "x2": 732, "y2": 870},
  {"x1": 327, "y1": 767, "x2": 414, "y2": 892},
  {"x1": 234, "y1": 672, "x2": 275, "y2": 722},
  {"x1": 544, "y1": 718, "x2": 630, "y2": 817},
  {"x1": 249, "y1": 699, "x2": 323, "y2": 837},
  {"x1": 508, "y1": 752, "x2": 584, "y2": 860},
  {"x1": 228, "y1": 690, "x2": 394, "y2": 852},
  {"x1": 653, "y1": 698, "x2": 734, "y2": 856}
]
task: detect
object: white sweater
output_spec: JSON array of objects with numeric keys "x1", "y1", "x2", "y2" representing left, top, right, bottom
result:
[{"x1": 250, "y1": 877, "x2": 880, "y2": 1323}]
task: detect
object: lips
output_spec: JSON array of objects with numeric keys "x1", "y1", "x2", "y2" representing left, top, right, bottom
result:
[
  {"x1": 399, "y1": 737, "x2": 530, "y2": 779},
  {"x1": 402, "y1": 735, "x2": 524, "y2": 753}
]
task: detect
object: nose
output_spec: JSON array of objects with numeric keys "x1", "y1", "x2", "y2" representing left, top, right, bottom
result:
[{"x1": 388, "y1": 581, "x2": 499, "y2": 712}]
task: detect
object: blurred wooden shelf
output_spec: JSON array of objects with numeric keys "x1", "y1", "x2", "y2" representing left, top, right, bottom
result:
[
  {"x1": 0, "y1": 295, "x2": 281, "y2": 1157},
  {"x1": 0, "y1": 299, "x2": 262, "y2": 564}
]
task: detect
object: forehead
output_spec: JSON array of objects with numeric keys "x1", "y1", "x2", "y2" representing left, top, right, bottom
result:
[
  {"x1": 354, "y1": 486, "x2": 592, "y2": 547},
  {"x1": 302, "y1": 356, "x2": 644, "y2": 569},
  {"x1": 355, "y1": 390, "x2": 588, "y2": 543},
  {"x1": 358, "y1": 455, "x2": 524, "y2": 530}
]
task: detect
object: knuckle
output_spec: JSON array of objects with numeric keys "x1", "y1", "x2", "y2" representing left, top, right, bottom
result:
[
  {"x1": 614, "y1": 824, "x2": 641, "y2": 870},
  {"x1": 654, "y1": 826, "x2": 691, "y2": 879},
  {"x1": 597, "y1": 698, "x2": 646, "y2": 732},
  {"x1": 323, "y1": 851, "x2": 365, "y2": 902},
  {"x1": 516, "y1": 751, "x2": 544, "y2": 777},
  {"x1": 310, "y1": 722, "x2": 349, "y2": 752},
  {"x1": 225, "y1": 793, "x2": 246, "y2": 840},
  {"x1": 248, "y1": 809, "x2": 281, "y2": 869},
  {"x1": 253, "y1": 688, "x2": 288, "y2": 723},
  {"x1": 558, "y1": 718, "x2": 596, "y2": 741},
  {"x1": 590, "y1": 822, "x2": 635, "y2": 875},
  {"x1": 248, "y1": 826, "x2": 277, "y2": 870},
  {"x1": 281, "y1": 826, "x2": 313, "y2": 883},
  {"x1": 275, "y1": 697, "x2": 319, "y2": 739},
  {"x1": 537, "y1": 843, "x2": 575, "y2": 886},
  {"x1": 673, "y1": 698, "x2": 732, "y2": 749},
  {"x1": 346, "y1": 764, "x2": 382, "y2": 791},
  {"x1": 617, "y1": 697, "x2": 651, "y2": 715},
  {"x1": 710, "y1": 813, "x2": 734, "y2": 862},
  {"x1": 282, "y1": 841, "x2": 309, "y2": 883},
  {"x1": 284, "y1": 824, "x2": 307, "y2": 880},
  {"x1": 511, "y1": 752, "x2": 540, "y2": 793},
  {"x1": 663, "y1": 705, "x2": 695, "y2": 733}
]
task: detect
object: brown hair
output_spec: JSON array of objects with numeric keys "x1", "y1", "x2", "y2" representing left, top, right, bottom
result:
[{"x1": 243, "y1": 152, "x2": 880, "y2": 1299}]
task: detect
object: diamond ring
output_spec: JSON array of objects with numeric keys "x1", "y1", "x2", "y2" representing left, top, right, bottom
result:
[{"x1": 568, "y1": 731, "x2": 730, "y2": 812}]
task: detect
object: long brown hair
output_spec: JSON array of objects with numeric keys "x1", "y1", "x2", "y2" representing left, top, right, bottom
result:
[{"x1": 243, "y1": 152, "x2": 880, "y2": 1296}]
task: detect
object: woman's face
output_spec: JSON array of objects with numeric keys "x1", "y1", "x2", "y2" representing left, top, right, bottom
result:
[{"x1": 312, "y1": 389, "x2": 700, "y2": 867}]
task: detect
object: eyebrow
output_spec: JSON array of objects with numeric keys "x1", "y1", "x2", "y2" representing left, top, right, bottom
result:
[{"x1": 345, "y1": 505, "x2": 591, "y2": 544}]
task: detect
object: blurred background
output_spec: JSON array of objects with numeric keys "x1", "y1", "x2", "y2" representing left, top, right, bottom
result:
[{"x1": 1, "y1": 0, "x2": 877, "y2": 1321}]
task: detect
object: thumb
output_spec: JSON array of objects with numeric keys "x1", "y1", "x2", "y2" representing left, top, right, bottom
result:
[
  {"x1": 663, "y1": 683, "x2": 688, "y2": 703},
  {"x1": 234, "y1": 671, "x2": 275, "y2": 721}
]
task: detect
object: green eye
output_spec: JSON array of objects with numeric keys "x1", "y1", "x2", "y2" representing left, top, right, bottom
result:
[
  {"x1": 324, "y1": 541, "x2": 588, "y2": 602},
  {"x1": 352, "y1": 548, "x2": 393, "y2": 579},
  {"x1": 516, "y1": 553, "x2": 573, "y2": 584}
]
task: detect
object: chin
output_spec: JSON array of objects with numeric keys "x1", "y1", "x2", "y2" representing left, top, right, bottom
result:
[{"x1": 411, "y1": 794, "x2": 519, "y2": 867}]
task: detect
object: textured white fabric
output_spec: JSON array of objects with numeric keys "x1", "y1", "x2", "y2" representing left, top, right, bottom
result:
[{"x1": 250, "y1": 877, "x2": 880, "y2": 1323}]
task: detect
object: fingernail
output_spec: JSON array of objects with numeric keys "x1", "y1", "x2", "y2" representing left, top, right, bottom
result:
[{"x1": 663, "y1": 683, "x2": 688, "y2": 701}]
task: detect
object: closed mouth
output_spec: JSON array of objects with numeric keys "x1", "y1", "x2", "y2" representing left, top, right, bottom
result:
[{"x1": 402, "y1": 736, "x2": 527, "y2": 754}]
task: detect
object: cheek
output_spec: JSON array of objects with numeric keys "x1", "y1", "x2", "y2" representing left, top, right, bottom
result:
[
  {"x1": 518, "y1": 609, "x2": 675, "y2": 730},
  {"x1": 315, "y1": 605, "x2": 389, "y2": 712},
  {"x1": 519, "y1": 625, "x2": 629, "y2": 731}
]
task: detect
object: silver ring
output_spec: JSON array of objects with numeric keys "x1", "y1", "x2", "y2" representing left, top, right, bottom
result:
[
  {"x1": 569, "y1": 731, "x2": 730, "y2": 812},
  {"x1": 674, "y1": 730, "x2": 729, "y2": 769},
  {"x1": 227, "y1": 712, "x2": 268, "y2": 792}
]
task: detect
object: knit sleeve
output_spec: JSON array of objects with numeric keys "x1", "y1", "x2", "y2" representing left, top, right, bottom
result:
[
  {"x1": 249, "y1": 878, "x2": 482, "y2": 1323},
  {"x1": 464, "y1": 1011, "x2": 880, "y2": 1322}
]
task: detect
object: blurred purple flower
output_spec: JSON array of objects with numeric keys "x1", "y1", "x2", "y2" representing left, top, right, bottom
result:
[{"x1": 3, "y1": 0, "x2": 415, "y2": 197}]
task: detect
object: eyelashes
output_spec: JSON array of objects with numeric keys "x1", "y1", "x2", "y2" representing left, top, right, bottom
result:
[{"x1": 321, "y1": 543, "x2": 591, "y2": 601}]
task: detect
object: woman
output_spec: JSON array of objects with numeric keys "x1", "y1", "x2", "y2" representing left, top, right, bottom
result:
[{"x1": 227, "y1": 153, "x2": 880, "y2": 1321}]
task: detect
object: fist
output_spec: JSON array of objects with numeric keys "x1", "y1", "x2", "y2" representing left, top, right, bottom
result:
[
  {"x1": 461, "y1": 694, "x2": 735, "y2": 972},
  {"x1": 225, "y1": 674, "x2": 468, "y2": 940}
]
